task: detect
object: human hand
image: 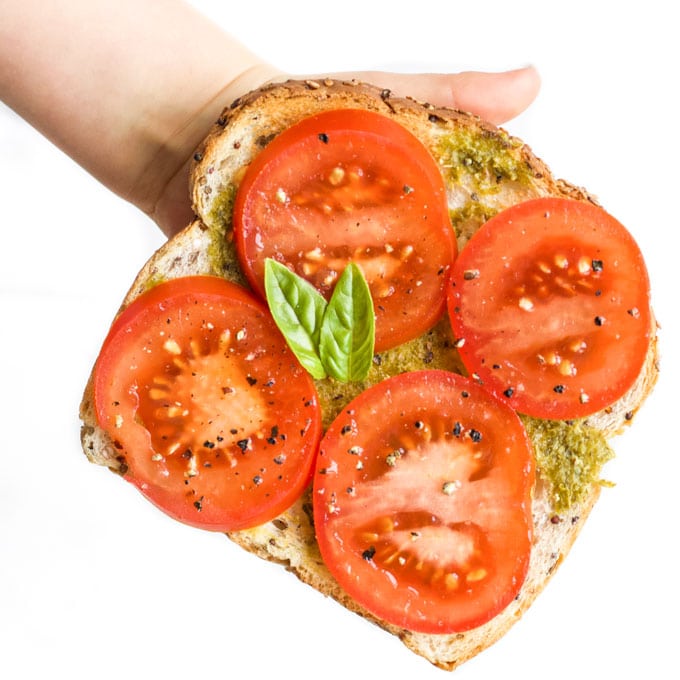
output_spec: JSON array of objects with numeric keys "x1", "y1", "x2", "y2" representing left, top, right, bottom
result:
[{"x1": 1, "y1": 0, "x2": 539, "y2": 239}]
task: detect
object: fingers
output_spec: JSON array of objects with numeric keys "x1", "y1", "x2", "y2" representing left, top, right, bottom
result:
[{"x1": 321, "y1": 66, "x2": 541, "y2": 125}]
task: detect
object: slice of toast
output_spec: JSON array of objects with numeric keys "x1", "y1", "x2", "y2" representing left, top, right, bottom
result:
[{"x1": 80, "y1": 78, "x2": 659, "y2": 671}]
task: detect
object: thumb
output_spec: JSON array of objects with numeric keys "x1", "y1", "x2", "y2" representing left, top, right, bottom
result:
[{"x1": 325, "y1": 66, "x2": 541, "y2": 125}]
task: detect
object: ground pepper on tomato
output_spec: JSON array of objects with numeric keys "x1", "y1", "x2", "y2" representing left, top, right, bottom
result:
[
  {"x1": 447, "y1": 196, "x2": 652, "y2": 420},
  {"x1": 93, "y1": 275, "x2": 322, "y2": 532},
  {"x1": 313, "y1": 370, "x2": 535, "y2": 634}
]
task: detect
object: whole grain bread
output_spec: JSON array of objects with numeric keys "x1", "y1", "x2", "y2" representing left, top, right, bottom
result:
[{"x1": 80, "y1": 78, "x2": 659, "y2": 671}]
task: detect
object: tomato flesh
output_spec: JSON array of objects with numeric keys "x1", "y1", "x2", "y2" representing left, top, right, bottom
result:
[
  {"x1": 448, "y1": 197, "x2": 652, "y2": 419},
  {"x1": 233, "y1": 108, "x2": 455, "y2": 352},
  {"x1": 313, "y1": 370, "x2": 534, "y2": 633},
  {"x1": 94, "y1": 276, "x2": 322, "y2": 531}
]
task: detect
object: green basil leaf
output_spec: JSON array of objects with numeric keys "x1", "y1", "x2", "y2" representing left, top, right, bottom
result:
[
  {"x1": 264, "y1": 258, "x2": 328, "y2": 379},
  {"x1": 319, "y1": 262, "x2": 375, "y2": 382}
]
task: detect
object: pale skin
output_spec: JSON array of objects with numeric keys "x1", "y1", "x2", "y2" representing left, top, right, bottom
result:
[{"x1": 0, "y1": 0, "x2": 540, "y2": 238}]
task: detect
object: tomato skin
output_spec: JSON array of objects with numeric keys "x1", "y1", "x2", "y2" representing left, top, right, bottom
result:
[
  {"x1": 448, "y1": 197, "x2": 652, "y2": 420},
  {"x1": 232, "y1": 108, "x2": 455, "y2": 352},
  {"x1": 313, "y1": 370, "x2": 534, "y2": 634},
  {"x1": 93, "y1": 276, "x2": 322, "y2": 532}
]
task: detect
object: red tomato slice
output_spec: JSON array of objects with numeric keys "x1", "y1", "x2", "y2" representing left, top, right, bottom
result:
[
  {"x1": 93, "y1": 276, "x2": 322, "y2": 532},
  {"x1": 448, "y1": 197, "x2": 652, "y2": 419},
  {"x1": 232, "y1": 108, "x2": 455, "y2": 352},
  {"x1": 313, "y1": 370, "x2": 534, "y2": 634}
]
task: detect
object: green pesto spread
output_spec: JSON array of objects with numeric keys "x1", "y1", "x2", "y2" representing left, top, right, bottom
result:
[
  {"x1": 205, "y1": 183, "x2": 247, "y2": 284},
  {"x1": 449, "y1": 202, "x2": 499, "y2": 231},
  {"x1": 438, "y1": 126, "x2": 533, "y2": 190},
  {"x1": 523, "y1": 417, "x2": 615, "y2": 513}
]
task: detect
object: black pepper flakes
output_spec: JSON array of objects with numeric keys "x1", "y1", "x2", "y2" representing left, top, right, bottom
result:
[
  {"x1": 362, "y1": 546, "x2": 376, "y2": 561},
  {"x1": 253, "y1": 475, "x2": 263, "y2": 485},
  {"x1": 469, "y1": 429, "x2": 482, "y2": 443},
  {"x1": 246, "y1": 375, "x2": 258, "y2": 386},
  {"x1": 503, "y1": 387, "x2": 515, "y2": 398},
  {"x1": 237, "y1": 438, "x2": 251, "y2": 453},
  {"x1": 553, "y1": 384, "x2": 566, "y2": 394},
  {"x1": 318, "y1": 132, "x2": 329, "y2": 144},
  {"x1": 591, "y1": 259, "x2": 604, "y2": 272},
  {"x1": 594, "y1": 316, "x2": 605, "y2": 326}
]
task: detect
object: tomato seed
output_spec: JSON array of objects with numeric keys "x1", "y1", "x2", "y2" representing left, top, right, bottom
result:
[
  {"x1": 558, "y1": 359, "x2": 576, "y2": 377},
  {"x1": 328, "y1": 166, "x2": 345, "y2": 186},
  {"x1": 148, "y1": 388, "x2": 167, "y2": 401},
  {"x1": 554, "y1": 254, "x2": 569, "y2": 269},
  {"x1": 444, "y1": 573, "x2": 460, "y2": 590},
  {"x1": 518, "y1": 297, "x2": 534, "y2": 311},
  {"x1": 466, "y1": 568, "x2": 487, "y2": 583},
  {"x1": 163, "y1": 339, "x2": 182, "y2": 355},
  {"x1": 442, "y1": 480, "x2": 461, "y2": 495},
  {"x1": 577, "y1": 256, "x2": 592, "y2": 274},
  {"x1": 569, "y1": 339, "x2": 587, "y2": 353}
]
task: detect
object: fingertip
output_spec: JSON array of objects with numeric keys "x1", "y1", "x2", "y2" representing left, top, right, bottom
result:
[{"x1": 451, "y1": 66, "x2": 542, "y2": 124}]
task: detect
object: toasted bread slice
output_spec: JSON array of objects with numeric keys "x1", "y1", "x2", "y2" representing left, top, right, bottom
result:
[{"x1": 80, "y1": 79, "x2": 659, "y2": 671}]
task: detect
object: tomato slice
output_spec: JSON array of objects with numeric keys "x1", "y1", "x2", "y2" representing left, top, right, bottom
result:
[
  {"x1": 448, "y1": 197, "x2": 652, "y2": 419},
  {"x1": 313, "y1": 370, "x2": 534, "y2": 634},
  {"x1": 232, "y1": 108, "x2": 455, "y2": 352},
  {"x1": 93, "y1": 276, "x2": 322, "y2": 532}
]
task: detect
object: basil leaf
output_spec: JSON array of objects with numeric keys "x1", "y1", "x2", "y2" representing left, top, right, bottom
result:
[
  {"x1": 264, "y1": 258, "x2": 328, "y2": 379},
  {"x1": 319, "y1": 262, "x2": 375, "y2": 382}
]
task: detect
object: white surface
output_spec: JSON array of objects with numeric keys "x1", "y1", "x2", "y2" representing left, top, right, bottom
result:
[{"x1": 1, "y1": 1, "x2": 677, "y2": 678}]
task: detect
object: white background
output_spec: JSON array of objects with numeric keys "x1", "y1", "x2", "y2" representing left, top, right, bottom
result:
[{"x1": 1, "y1": 1, "x2": 677, "y2": 678}]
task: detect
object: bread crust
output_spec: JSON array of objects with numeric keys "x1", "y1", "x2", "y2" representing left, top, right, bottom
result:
[{"x1": 80, "y1": 78, "x2": 659, "y2": 671}]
